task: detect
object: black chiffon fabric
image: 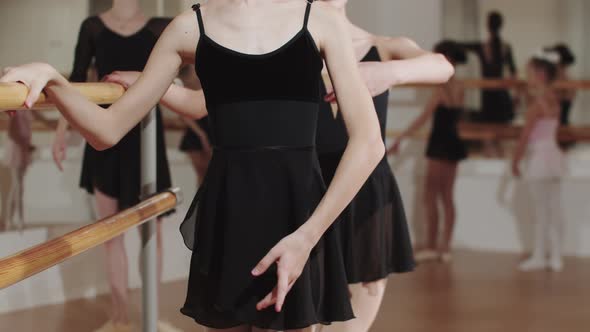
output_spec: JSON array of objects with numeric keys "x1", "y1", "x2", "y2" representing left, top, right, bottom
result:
[
  {"x1": 71, "y1": 16, "x2": 172, "y2": 210},
  {"x1": 316, "y1": 47, "x2": 415, "y2": 284},
  {"x1": 179, "y1": 3, "x2": 354, "y2": 329},
  {"x1": 426, "y1": 106, "x2": 467, "y2": 162}
]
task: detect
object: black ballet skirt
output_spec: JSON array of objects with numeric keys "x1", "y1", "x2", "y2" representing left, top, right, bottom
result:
[
  {"x1": 179, "y1": 117, "x2": 212, "y2": 151},
  {"x1": 426, "y1": 105, "x2": 467, "y2": 162},
  {"x1": 480, "y1": 89, "x2": 514, "y2": 123},
  {"x1": 71, "y1": 16, "x2": 172, "y2": 210},
  {"x1": 179, "y1": 3, "x2": 353, "y2": 330},
  {"x1": 316, "y1": 46, "x2": 415, "y2": 284}
]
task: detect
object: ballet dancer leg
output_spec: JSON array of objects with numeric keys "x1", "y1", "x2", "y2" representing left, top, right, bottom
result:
[
  {"x1": 547, "y1": 178, "x2": 564, "y2": 271},
  {"x1": 95, "y1": 188, "x2": 131, "y2": 329},
  {"x1": 15, "y1": 167, "x2": 26, "y2": 231},
  {"x1": 439, "y1": 161, "x2": 459, "y2": 262},
  {"x1": 520, "y1": 180, "x2": 549, "y2": 271},
  {"x1": 318, "y1": 277, "x2": 386, "y2": 332},
  {"x1": 416, "y1": 159, "x2": 443, "y2": 261},
  {"x1": 6, "y1": 167, "x2": 18, "y2": 230}
]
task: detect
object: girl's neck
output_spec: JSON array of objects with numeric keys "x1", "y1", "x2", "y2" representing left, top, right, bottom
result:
[{"x1": 110, "y1": 0, "x2": 142, "y2": 19}]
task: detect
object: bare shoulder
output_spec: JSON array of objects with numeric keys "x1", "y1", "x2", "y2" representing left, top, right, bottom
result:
[
  {"x1": 156, "y1": 9, "x2": 201, "y2": 62},
  {"x1": 167, "y1": 9, "x2": 200, "y2": 36},
  {"x1": 307, "y1": 2, "x2": 348, "y2": 49}
]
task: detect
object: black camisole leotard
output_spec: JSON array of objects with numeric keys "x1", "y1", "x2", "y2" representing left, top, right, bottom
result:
[
  {"x1": 315, "y1": 46, "x2": 416, "y2": 284},
  {"x1": 179, "y1": 3, "x2": 353, "y2": 329}
]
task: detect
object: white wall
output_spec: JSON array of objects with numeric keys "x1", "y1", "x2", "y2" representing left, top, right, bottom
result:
[
  {"x1": 348, "y1": 0, "x2": 442, "y2": 49},
  {"x1": 0, "y1": 0, "x2": 88, "y2": 73}
]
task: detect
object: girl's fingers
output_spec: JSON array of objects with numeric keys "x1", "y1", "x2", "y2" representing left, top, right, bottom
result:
[
  {"x1": 256, "y1": 287, "x2": 277, "y2": 311},
  {"x1": 275, "y1": 269, "x2": 289, "y2": 312},
  {"x1": 252, "y1": 247, "x2": 279, "y2": 276},
  {"x1": 25, "y1": 83, "x2": 44, "y2": 109}
]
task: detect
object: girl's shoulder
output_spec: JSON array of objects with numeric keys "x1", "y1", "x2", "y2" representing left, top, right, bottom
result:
[{"x1": 529, "y1": 94, "x2": 560, "y2": 119}]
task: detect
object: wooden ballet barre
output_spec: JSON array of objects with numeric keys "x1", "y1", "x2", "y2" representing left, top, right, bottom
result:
[
  {"x1": 0, "y1": 82, "x2": 125, "y2": 111},
  {"x1": 387, "y1": 124, "x2": 590, "y2": 142},
  {"x1": 402, "y1": 79, "x2": 590, "y2": 90},
  {"x1": 458, "y1": 123, "x2": 590, "y2": 142},
  {"x1": 0, "y1": 188, "x2": 182, "y2": 290}
]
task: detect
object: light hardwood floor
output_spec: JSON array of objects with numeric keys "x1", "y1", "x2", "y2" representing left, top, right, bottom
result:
[{"x1": 1, "y1": 250, "x2": 589, "y2": 332}]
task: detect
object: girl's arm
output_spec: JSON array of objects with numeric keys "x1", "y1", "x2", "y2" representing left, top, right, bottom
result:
[
  {"x1": 104, "y1": 71, "x2": 208, "y2": 119},
  {"x1": 324, "y1": 37, "x2": 453, "y2": 100},
  {"x1": 512, "y1": 106, "x2": 540, "y2": 177},
  {"x1": 457, "y1": 41, "x2": 482, "y2": 53},
  {"x1": 379, "y1": 37, "x2": 454, "y2": 85},
  {"x1": 0, "y1": 10, "x2": 199, "y2": 150},
  {"x1": 388, "y1": 89, "x2": 441, "y2": 154},
  {"x1": 253, "y1": 4, "x2": 384, "y2": 312}
]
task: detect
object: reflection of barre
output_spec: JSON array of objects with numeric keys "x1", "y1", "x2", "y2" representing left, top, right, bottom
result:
[
  {"x1": 0, "y1": 189, "x2": 182, "y2": 289},
  {"x1": 402, "y1": 79, "x2": 590, "y2": 90},
  {"x1": 386, "y1": 124, "x2": 590, "y2": 142},
  {"x1": 0, "y1": 82, "x2": 125, "y2": 110}
]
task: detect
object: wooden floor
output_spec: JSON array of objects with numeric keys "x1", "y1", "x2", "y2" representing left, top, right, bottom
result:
[{"x1": 2, "y1": 250, "x2": 589, "y2": 332}]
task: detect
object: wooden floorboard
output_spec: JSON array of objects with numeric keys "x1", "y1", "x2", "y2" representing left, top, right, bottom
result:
[{"x1": 1, "y1": 250, "x2": 589, "y2": 331}]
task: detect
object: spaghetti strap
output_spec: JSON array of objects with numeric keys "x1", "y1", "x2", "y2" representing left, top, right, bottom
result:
[
  {"x1": 192, "y1": 4, "x2": 205, "y2": 35},
  {"x1": 303, "y1": 0, "x2": 314, "y2": 30}
]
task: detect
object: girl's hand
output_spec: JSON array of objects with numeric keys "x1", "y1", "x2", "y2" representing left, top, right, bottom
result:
[
  {"x1": 103, "y1": 71, "x2": 142, "y2": 90},
  {"x1": 511, "y1": 160, "x2": 521, "y2": 178},
  {"x1": 387, "y1": 139, "x2": 403, "y2": 155},
  {"x1": 252, "y1": 231, "x2": 315, "y2": 312},
  {"x1": 52, "y1": 131, "x2": 68, "y2": 172},
  {"x1": 325, "y1": 61, "x2": 392, "y2": 103},
  {"x1": 1, "y1": 63, "x2": 59, "y2": 108}
]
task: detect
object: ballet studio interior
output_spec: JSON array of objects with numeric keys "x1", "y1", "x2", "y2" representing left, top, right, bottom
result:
[{"x1": 0, "y1": 0, "x2": 589, "y2": 331}]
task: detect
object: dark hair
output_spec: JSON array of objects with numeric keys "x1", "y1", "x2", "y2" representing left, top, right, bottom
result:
[
  {"x1": 488, "y1": 11, "x2": 504, "y2": 62},
  {"x1": 434, "y1": 40, "x2": 467, "y2": 65},
  {"x1": 488, "y1": 11, "x2": 503, "y2": 34},
  {"x1": 530, "y1": 57, "x2": 558, "y2": 82},
  {"x1": 545, "y1": 44, "x2": 575, "y2": 66}
]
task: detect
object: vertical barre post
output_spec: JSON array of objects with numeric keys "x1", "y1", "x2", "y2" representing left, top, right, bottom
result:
[{"x1": 141, "y1": 107, "x2": 158, "y2": 332}]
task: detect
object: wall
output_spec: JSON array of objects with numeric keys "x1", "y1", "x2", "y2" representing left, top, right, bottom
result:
[{"x1": 0, "y1": 0, "x2": 88, "y2": 73}]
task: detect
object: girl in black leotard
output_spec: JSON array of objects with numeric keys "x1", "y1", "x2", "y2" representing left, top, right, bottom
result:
[
  {"x1": 2, "y1": 1, "x2": 453, "y2": 330},
  {"x1": 390, "y1": 41, "x2": 467, "y2": 264},
  {"x1": 315, "y1": 1, "x2": 454, "y2": 331},
  {"x1": 50, "y1": 2, "x2": 175, "y2": 331},
  {"x1": 460, "y1": 11, "x2": 517, "y2": 124}
]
